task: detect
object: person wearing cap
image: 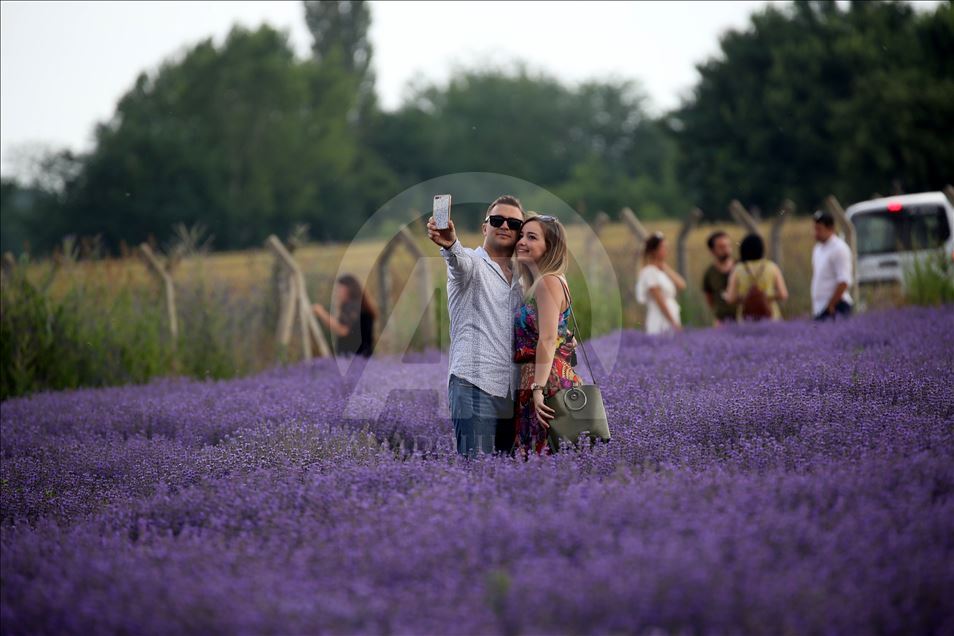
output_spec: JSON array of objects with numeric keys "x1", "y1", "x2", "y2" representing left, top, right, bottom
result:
[{"x1": 811, "y1": 210, "x2": 853, "y2": 320}]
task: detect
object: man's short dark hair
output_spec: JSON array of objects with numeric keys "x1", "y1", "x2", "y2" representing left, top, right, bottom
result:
[
  {"x1": 706, "y1": 230, "x2": 729, "y2": 251},
  {"x1": 813, "y1": 210, "x2": 835, "y2": 228},
  {"x1": 739, "y1": 233, "x2": 764, "y2": 262},
  {"x1": 486, "y1": 195, "x2": 524, "y2": 217}
]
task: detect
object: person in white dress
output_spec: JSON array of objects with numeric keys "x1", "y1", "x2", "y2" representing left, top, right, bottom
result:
[{"x1": 636, "y1": 232, "x2": 686, "y2": 335}]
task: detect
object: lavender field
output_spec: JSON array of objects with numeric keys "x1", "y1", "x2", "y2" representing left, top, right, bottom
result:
[{"x1": 2, "y1": 306, "x2": 953, "y2": 635}]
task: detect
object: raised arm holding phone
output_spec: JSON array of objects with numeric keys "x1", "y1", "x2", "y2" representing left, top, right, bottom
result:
[{"x1": 426, "y1": 194, "x2": 526, "y2": 457}]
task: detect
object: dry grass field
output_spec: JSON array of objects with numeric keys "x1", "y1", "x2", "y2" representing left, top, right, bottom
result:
[{"x1": 21, "y1": 212, "x2": 836, "y2": 356}]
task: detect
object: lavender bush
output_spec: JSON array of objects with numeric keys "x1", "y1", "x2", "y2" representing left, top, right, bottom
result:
[{"x1": 2, "y1": 306, "x2": 953, "y2": 635}]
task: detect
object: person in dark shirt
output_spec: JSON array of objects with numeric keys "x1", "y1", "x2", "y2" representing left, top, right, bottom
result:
[
  {"x1": 702, "y1": 230, "x2": 737, "y2": 326},
  {"x1": 312, "y1": 274, "x2": 376, "y2": 357}
]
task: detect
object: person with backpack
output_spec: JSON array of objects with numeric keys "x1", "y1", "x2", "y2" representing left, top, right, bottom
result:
[{"x1": 722, "y1": 233, "x2": 788, "y2": 322}]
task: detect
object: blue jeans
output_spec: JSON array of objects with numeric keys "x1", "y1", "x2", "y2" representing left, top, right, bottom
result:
[
  {"x1": 814, "y1": 300, "x2": 853, "y2": 321},
  {"x1": 448, "y1": 374, "x2": 515, "y2": 457}
]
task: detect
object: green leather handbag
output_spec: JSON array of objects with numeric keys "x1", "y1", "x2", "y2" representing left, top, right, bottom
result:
[{"x1": 545, "y1": 281, "x2": 611, "y2": 453}]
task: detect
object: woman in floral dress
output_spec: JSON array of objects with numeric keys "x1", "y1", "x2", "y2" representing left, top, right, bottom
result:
[{"x1": 512, "y1": 214, "x2": 583, "y2": 456}]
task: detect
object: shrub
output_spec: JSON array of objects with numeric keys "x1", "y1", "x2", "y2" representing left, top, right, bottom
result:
[
  {"x1": 1, "y1": 263, "x2": 178, "y2": 399},
  {"x1": 903, "y1": 249, "x2": 954, "y2": 306}
]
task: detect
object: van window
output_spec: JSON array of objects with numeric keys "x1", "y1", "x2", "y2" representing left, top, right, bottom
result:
[{"x1": 854, "y1": 205, "x2": 951, "y2": 256}]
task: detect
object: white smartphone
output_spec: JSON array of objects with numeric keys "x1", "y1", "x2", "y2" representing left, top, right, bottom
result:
[{"x1": 433, "y1": 194, "x2": 452, "y2": 230}]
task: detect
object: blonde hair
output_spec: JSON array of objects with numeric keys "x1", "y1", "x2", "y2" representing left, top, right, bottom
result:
[{"x1": 517, "y1": 213, "x2": 569, "y2": 301}]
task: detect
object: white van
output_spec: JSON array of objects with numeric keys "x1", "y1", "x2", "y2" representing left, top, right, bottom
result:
[{"x1": 846, "y1": 192, "x2": 954, "y2": 285}]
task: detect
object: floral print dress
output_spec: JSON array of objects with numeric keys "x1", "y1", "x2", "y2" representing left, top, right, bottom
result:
[{"x1": 513, "y1": 276, "x2": 583, "y2": 455}]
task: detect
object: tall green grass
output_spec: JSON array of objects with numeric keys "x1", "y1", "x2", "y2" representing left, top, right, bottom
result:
[
  {"x1": 903, "y1": 250, "x2": 954, "y2": 306},
  {"x1": 1, "y1": 259, "x2": 172, "y2": 399},
  {"x1": 0, "y1": 256, "x2": 271, "y2": 400}
]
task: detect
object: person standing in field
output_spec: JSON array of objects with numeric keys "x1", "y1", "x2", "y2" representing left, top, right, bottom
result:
[
  {"x1": 723, "y1": 233, "x2": 788, "y2": 321},
  {"x1": 511, "y1": 213, "x2": 583, "y2": 456},
  {"x1": 312, "y1": 274, "x2": 376, "y2": 357},
  {"x1": 701, "y1": 230, "x2": 737, "y2": 326},
  {"x1": 811, "y1": 210, "x2": 854, "y2": 320},
  {"x1": 426, "y1": 195, "x2": 526, "y2": 457},
  {"x1": 636, "y1": 232, "x2": 686, "y2": 335}
]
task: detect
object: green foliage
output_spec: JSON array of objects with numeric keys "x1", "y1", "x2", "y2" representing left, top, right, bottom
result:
[
  {"x1": 304, "y1": 0, "x2": 374, "y2": 119},
  {"x1": 1, "y1": 151, "x2": 82, "y2": 254},
  {"x1": 7, "y1": 0, "x2": 949, "y2": 259},
  {"x1": 305, "y1": 0, "x2": 373, "y2": 76},
  {"x1": 672, "y1": 0, "x2": 954, "y2": 216},
  {"x1": 903, "y1": 250, "x2": 954, "y2": 306},
  {"x1": 1, "y1": 263, "x2": 84, "y2": 398},
  {"x1": 0, "y1": 179, "x2": 39, "y2": 255},
  {"x1": 0, "y1": 262, "x2": 172, "y2": 400},
  {"x1": 49, "y1": 25, "x2": 368, "y2": 251},
  {"x1": 0, "y1": 250, "x2": 272, "y2": 399},
  {"x1": 369, "y1": 68, "x2": 688, "y2": 226},
  {"x1": 565, "y1": 260, "x2": 623, "y2": 343}
]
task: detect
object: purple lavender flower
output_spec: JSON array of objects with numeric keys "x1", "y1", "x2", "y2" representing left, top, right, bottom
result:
[{"x1": 2, "y1": 306, "x2": 953, "y2": 634}]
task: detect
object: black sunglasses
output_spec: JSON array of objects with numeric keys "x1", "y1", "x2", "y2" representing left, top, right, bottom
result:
[{"x1": 485, "y1": 215, "x2": 524, "y2": 231}]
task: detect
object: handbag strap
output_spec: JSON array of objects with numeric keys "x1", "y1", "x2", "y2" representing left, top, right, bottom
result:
[{"x1": 551, "y1": 275, "x2": 596, "y2": 382}]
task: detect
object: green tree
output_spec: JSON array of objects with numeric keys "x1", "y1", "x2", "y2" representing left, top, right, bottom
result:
[
  {"x1": 368, "y1": 67, "x2": 687, "y2": 222},
  {"x1": 1, "y1": 150, "x2": 81, "y2": 255},
  {"x1": 303, "y1": 0, "x2": 398, "y2": 231},
  {"x1": 671, "y1": 0, "x2": 954, "y2": 216},
  {"x1": 61, "y1": 25, "x2": 363, "y2": 249},
  {"x1": 304, "y1": 0, "x2": 374, "y2": 120},
  {"x1": 304, "y1": 0, "x2": 373, "y2": 77}
]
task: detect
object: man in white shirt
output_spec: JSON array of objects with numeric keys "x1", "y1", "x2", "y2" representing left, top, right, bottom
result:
[
  {"x1": 811, "y1": 210, "x2": 854, "y2": 320},
  {"x1": 426, "y1": 195, "x2": 526, "y2": 457}
]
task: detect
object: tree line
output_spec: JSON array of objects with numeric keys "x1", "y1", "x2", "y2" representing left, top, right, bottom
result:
[{"x1": 2, "y1": 0, "x2": 951, "y2": 255}]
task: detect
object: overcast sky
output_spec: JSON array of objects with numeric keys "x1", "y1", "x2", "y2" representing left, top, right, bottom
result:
[{"x1": 0, "y1": 1, "x2": 937, "y2": 177}]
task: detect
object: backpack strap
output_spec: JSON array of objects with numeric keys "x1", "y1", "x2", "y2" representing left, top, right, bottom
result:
[{"x1": 742, "y1": 261, "x2": 767, "y2": 286}]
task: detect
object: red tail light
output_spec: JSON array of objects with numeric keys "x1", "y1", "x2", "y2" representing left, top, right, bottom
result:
[{"x1": 887, "y1": 201, "x2": 903, "y2": 212}]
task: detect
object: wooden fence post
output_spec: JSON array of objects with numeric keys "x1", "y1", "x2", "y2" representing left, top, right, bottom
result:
[
  {"x1": 276, "y1": 271, "x2": 297, "y2": 347},
  {"x1": 587, "y1": 211, "x2": 610, "y2": 276},
  {"x1": 139, "y1": 244, "x2": 178, "y2": 343},
  {"x1": 619, "y1": 207, "x2": 649, "y2": 312},
  {"x1": 677, "y1": 208, "x2": 703, "y2": 279},
  {"x1": 270, "y1": 229, "x2": 304, "y2": 349},
  {"x1": 266, "y1": 235, "x2": 331, "y2": 359},
  {"x1": 376, "y1": 226, "x2": 435, "y2": 351},
  {"x1": 728, "y1": 200, "x2": 761, "y2": 238},
  {"x1": 401, "y1": 227, "x2": 435, "y2": 350},
  {"x1": 771, "y1": 199, "x2": 795, "y2": 267},
  {"x1": 1, "y1": 252, "x2": 15, "y2": 282},
  {"x1": 377, "y1": 245, "x2": 394, "y2": 324},
  {"x1": 823, "y1": 195, "x2": 860, "y2": 308},
  {"x1": 620, "y1": 207, "x2": 649, "y2": 244}
]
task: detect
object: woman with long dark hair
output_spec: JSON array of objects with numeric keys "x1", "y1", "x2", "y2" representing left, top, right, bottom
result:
[{"x1": 312, "y1": 274, "x2": 377, "y2": 357}]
